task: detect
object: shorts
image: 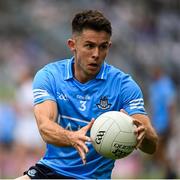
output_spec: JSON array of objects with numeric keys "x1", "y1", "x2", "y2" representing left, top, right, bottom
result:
[{"x1": 24, "y1": 163, "x2": 75, "y2": 179}]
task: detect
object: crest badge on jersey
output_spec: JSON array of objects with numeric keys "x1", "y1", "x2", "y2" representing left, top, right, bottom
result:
[{"x1": 96, "y1": 96, "x2": 111, "y2": 110}]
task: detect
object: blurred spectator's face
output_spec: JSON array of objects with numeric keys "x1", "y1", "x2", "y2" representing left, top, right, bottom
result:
[
  {"x1": 151, "y1": 66, "x2": 163, "y2": 80},
  {"x1": 68, "y1": 29, "x2": 111, "y2": 82}
]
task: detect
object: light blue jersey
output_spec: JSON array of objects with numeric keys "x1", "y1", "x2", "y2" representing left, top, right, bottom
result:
[
  {"x1": 149, "y1": 75, "x2": 176, "y2": 135},
  {"x1": 33, "y1": 57, "x2": 146, "y2": 179}
]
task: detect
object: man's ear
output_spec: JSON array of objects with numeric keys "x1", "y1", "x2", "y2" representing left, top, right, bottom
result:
[{"x1": 67, "y1": 38, "x2": 76, "y2": 52}]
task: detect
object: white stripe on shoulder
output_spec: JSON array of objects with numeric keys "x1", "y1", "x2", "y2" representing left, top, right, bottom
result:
[
  {"x1": 33, "y1": 94, "x2": 49, "y2": 100},
  {"x1": 129, "y1": 98, "x2": 143, "y2": 103},
  {"x1": 33, "y1": 89, "x2": 47, "y2": 92},
  {"x1": 33, "y1": 92, "x2": 49, "y2": 98},
  {"x1": 33, "y1": 89, "x2": 49, "y2": 96},
  {"x1": 130, "y1": 101, "x2": 144, "y2": 106},
  {"x1": 129, "y1": 98, "x2": 145, "y2": 110},
  {"x1": 130, "y1": 106, "x2": 145, "y2": 110}
]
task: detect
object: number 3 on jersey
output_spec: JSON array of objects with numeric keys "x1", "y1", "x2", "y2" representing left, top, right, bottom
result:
[{"x1": 79, "y1": 100, "x2": 87, "y2": 111}]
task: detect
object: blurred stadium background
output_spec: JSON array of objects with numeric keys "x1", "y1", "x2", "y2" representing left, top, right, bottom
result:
[{"x1": 0, "y1": 0, "x2": 180, "y2": 178}]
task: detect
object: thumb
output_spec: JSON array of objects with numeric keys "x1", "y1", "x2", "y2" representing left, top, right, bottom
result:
[
  {"x1": 133, "y1": 119, "x2": 142, "y2": 127},
  {"x1": 120, "y1": 109, "x2": 128, "y2": 115}
]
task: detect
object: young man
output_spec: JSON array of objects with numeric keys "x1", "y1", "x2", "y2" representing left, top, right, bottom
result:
[{"x1": 18, "y1": 10, "x2": 158, "y2": 179}]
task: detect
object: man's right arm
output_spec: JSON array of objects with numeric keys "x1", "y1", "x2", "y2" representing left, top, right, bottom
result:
[{"x1": 34, "y1": 100, "x2": 94, "y2": 164}]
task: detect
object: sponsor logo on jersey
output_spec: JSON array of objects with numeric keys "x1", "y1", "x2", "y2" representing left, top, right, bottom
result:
[
  {"x1": 96, "y1": 96, "x2": 111, "y2": 110},
  {"x1": 76, "y1": 94, "x2": 90, "y2": 101},
  {"x1": 57, "y1": 92, "x2": 69, "y2": 101}
]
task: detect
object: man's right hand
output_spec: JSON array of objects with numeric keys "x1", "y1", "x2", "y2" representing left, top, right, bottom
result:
[{"x1": 67, "y1": 118, "x2": 95, "y2": 165}]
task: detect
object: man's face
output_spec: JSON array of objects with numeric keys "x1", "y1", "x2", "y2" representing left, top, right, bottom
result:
[{"x1": 68, "y1": 29, "x2": 111, "y2": 82}]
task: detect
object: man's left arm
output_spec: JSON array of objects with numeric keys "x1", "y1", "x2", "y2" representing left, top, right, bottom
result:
[{"x1": 131, "y1": 113, "x2": 158, "y2": 154}]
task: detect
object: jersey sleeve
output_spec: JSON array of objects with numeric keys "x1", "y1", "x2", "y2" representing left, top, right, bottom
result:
[
  {"x1": 120, "y1": 74, "x2": 147, "y2": 115},
  {"x1": 32, "y1": 67, "x2": 56, "y2": 105}
]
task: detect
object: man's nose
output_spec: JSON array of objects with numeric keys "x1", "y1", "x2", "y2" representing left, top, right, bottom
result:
[{"x1": 92, "y1": 47, "x2": 99, "y2": 59}]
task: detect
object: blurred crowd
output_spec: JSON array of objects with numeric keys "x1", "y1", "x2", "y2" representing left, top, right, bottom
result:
[{"x1": 0, "y1": 0, "x2": 180, "y2": 178}]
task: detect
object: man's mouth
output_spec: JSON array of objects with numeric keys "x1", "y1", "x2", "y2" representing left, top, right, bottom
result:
[
  {"x1": 89, "y1": 63, "x2": 98, "y2": 67},
  {"x1": 88, "y1": 63, "x2": 98, "y2": 68},
  {"x1": 87, "y1": 63, "x2": 99, "y2": 70}
]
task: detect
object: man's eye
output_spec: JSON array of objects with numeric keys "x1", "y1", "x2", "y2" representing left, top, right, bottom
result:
[
  {"x1": 100, "y1": 44, "x2": 108, "y2": 50},
  {"x1": 85, "y1": 44, "x2": 94, "y2": 48}
]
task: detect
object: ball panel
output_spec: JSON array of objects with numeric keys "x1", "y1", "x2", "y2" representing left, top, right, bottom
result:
[
  {"x1": 107, "y1": 111, "x2": 134, "y2": 132},
  {"x1": 90, "y1": 116, "x2": 109, "y2": 141},
  {"x1": 91, "y1": 117, "x2": 114, "y2": 152},
  {"x1": 98, "y1": 121, "x2": 120, "y2": 158},
  {"x1": 114, "y1": 130, "x2": 136, "y2": 145}
]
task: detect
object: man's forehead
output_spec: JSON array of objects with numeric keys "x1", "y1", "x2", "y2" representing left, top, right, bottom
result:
[{"x1": 75, "y1": 29, "x2": 110, "y2": 42}]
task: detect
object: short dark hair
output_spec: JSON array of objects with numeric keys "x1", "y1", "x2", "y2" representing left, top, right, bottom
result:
[{"x1": 72, "y1": 10, "x2": 112, "y2": 36}]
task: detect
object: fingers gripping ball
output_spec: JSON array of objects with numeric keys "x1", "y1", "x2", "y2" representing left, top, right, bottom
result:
[{"x1": 90, "y1": 111, "x2": 137, "y2": 159}]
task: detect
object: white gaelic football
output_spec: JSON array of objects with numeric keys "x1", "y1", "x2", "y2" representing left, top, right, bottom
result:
[{"x1": 90, "y1": 111, "x2": 137, "y2": 159}]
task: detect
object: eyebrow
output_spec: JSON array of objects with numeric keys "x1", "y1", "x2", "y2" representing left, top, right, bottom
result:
[{"x1": 84, "y1": 41, "x2": 109, "y2": 45}]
